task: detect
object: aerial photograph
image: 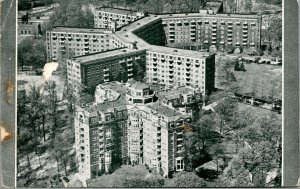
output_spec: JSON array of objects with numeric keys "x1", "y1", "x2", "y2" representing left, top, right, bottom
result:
[{"x1": 17, "y1": 0, "x2": 282, "y2": 187}]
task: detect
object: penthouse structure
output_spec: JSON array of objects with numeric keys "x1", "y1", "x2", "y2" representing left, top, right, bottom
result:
[
  {"x1": 94, "y1": 7, "x2": 145, "y2": 29},
  {"x1": 46, "y1": 27, "x2": 113, "y2": 61},
  {"x1": 75, "y1": 81, "x2": 195, "y2": 179},
  {"x1": 66, "y1": 48, "x2": 146, "y2": 91}
]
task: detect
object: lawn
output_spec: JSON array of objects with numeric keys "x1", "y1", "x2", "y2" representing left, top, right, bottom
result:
[
  {"x1": 233, "y1": 63, "x2": 282, "y2": 99},
  {"x1": 215, "y1": 55, "x2": 282, "y2": 101}
]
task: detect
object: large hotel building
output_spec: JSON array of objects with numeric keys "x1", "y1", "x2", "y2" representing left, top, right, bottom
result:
[
  {"x1": 45, "y1": 5, "x2": 263, "y2": 179},
  {"x1": 75, "y1": 81, "x2": 198, "y2": 179}
]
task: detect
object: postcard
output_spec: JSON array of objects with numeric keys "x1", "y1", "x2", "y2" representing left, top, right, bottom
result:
[{"x1": 0, "y1": 0, "x2": 299, "y2": 187}]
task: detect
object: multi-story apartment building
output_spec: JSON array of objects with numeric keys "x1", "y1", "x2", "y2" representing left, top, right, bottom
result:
[
  {"x1": 94, "y1": 7, "x2": 145, "y2": 29},
  {"x1": 146, "y1": 48, "x2": 215, "y2": 94},
  {"x1": 46, "y1": 27, "x2": 113, "y2": 61},
  {"x1": 75, "y1": 96, "x2": 129, "y2": 179},
  {"x1": 66, "y1": 48, "x2": 146, "y2": 91},
  {"x1": 127, "y1": 103, "x2": 192, "y2": 176},
  {"x1": 161, "y1": 13, "x2": 262, "y2": 50},
  {"x1": 75, "y1": 81, "x2": 194, "y2": 179}
]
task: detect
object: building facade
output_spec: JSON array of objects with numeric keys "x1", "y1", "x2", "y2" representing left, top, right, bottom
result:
[
  {"x1": 75, "y1": 100, "x2": 128, "y2": 179},
  {"x1": 75, "y1": 81, "x2": 195, "y2": 179},
  {"x1": 161, "y1": 13, "x2": 262, "y2": 50},
  {"x1": 146, "y1": 50, "x2": 215, "y2": 95},
  {"x1": 66, "y1": 48, "x2": 146, "y2": 91},
  {"x1": 94, "y1": 7, "x2": 145, "y2": 29},
  {"x1": 127, "y1": 103, "x2": 192, "y2": 176},
  {"x1": 46, "y1": 27, "x2": 113, "y2": 61}
]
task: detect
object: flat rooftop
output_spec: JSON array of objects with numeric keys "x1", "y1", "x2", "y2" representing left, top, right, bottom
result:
[
  {"x1": 156, "y1": 86, "x2": 195, "y2": 100},
  {"x1": 148, "y1": 45, "x2": 210, "y2": 59},
  {"x1": 147, "y1": 102, "x2": 182, "y2": 117},
  {"x1": 160, "y1": 13, "x2": 260, "y2": 20},
  {"x1": 83, "y1": 97, "x2": 129, "y2": 114},
  {"x1": 50, "y1": 26, "x2": 111, "y2": 33},
  {"x1": 98, "y1": 82, "x2": 129, "y2": 98},
  {"x1": 95, "y1": 7, "x2": 142, "y2": 16},
  {"x1": 72, "y1": 48, "x2": 145, "y2": 63},
  {"x1": 115, "y1": 15, "x2": 211, "y2": 59}
]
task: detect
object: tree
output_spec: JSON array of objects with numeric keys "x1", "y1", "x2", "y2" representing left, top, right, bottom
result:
[
  {"x1": 266, "y1": 16, "x2": 282, "y2": 52},
  {"x1": 194, "y1": 113, "x2": 215, "y2": 150},
  {"x1": 26, "y1": 85, "x2": 44, "y2": 153},
  {"x1": 234, "y1": 61, "x2": 240, "y2": 71},
  {"x1": 209, "y1": 45, "x2": 217, "y2": 54},
  {"x1": 64, "y1": 84, "x2": 77, "y2": 113},
  {"x1": 209, "y1": 90, "x2": 238, "y2": 140},
  {"x1": 18, "y1": 38, "x2": 47, "y2": 73},
  {"x1": 240, "y1": 63, "x2": 246, "y2": 71},
  {"x1": 246, "y1": 47, "x2": 258, "y2": 56},
  {"x1": 244, "y1": 0, "x2": 253, "y2": 13},
  {"x1": 48, "y1": 1, "x2": 94, "y2": 28},
  {"x1": 182, "y1": 132, "x2": 197, "y2": 171},
  {"x1": 218, "y1": 155, "x2": 254, "y2": 187},
  {"x1": 45, "y1": 81, "x2": 59, "y2": 147},
  {"x1": 163, "y1": 2, "x2": 173, "y2": 13},
  {"x1": 250, "y1": 79, "x2": 258, "y2": 97},
  {"x1": 169, "y1": 172, "x2": 206, "y2": 187},
  {"x1": 234, "y1": 47, "x2": 241, "y2": 54}
]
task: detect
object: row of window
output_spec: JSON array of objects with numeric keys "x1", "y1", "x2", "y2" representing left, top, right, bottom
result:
[{"x1": 147, "y1": 53, "x2": 206, "y2": 63}]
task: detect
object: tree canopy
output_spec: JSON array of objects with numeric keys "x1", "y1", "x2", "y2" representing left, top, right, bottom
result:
[
  {"x1": 47, "y1": 1, "x2": 94, "y2": 28},
  {"x1": 18, "y1": 38, "x2": 47, "y2": 72},
  {"x1": 168, "y1": 171, "x2": 206, "y2": 187}
]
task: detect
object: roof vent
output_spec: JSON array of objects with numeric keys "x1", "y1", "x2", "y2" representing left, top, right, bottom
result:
[
  {"x1": 174, "y1": 49, "x2": 178, "y2": 52},
  {"x1": 123, "y1": 49, "x2": 127, "y2": 52},
  {"x1": 124, "y1": 29, "x2": 127, "y2": 31},
  {"x1": 125, "y1": 35, "x2": 129, "y2": 37}
]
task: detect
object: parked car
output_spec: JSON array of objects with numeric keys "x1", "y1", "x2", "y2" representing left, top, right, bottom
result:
[{"x1": 62, "y1": 177, "x2": 69, "y2": 183}]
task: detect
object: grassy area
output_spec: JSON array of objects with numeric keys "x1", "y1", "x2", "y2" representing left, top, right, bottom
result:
[
  {"x1": 215, "y1": 55, "x2": 282, "y2": 101},
  {"x1": 233, "y1": 63, "x2": 282, "y2": 99},
  {"x1": 237, "y1": 102, "x2": 281, "y2": 120}
]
